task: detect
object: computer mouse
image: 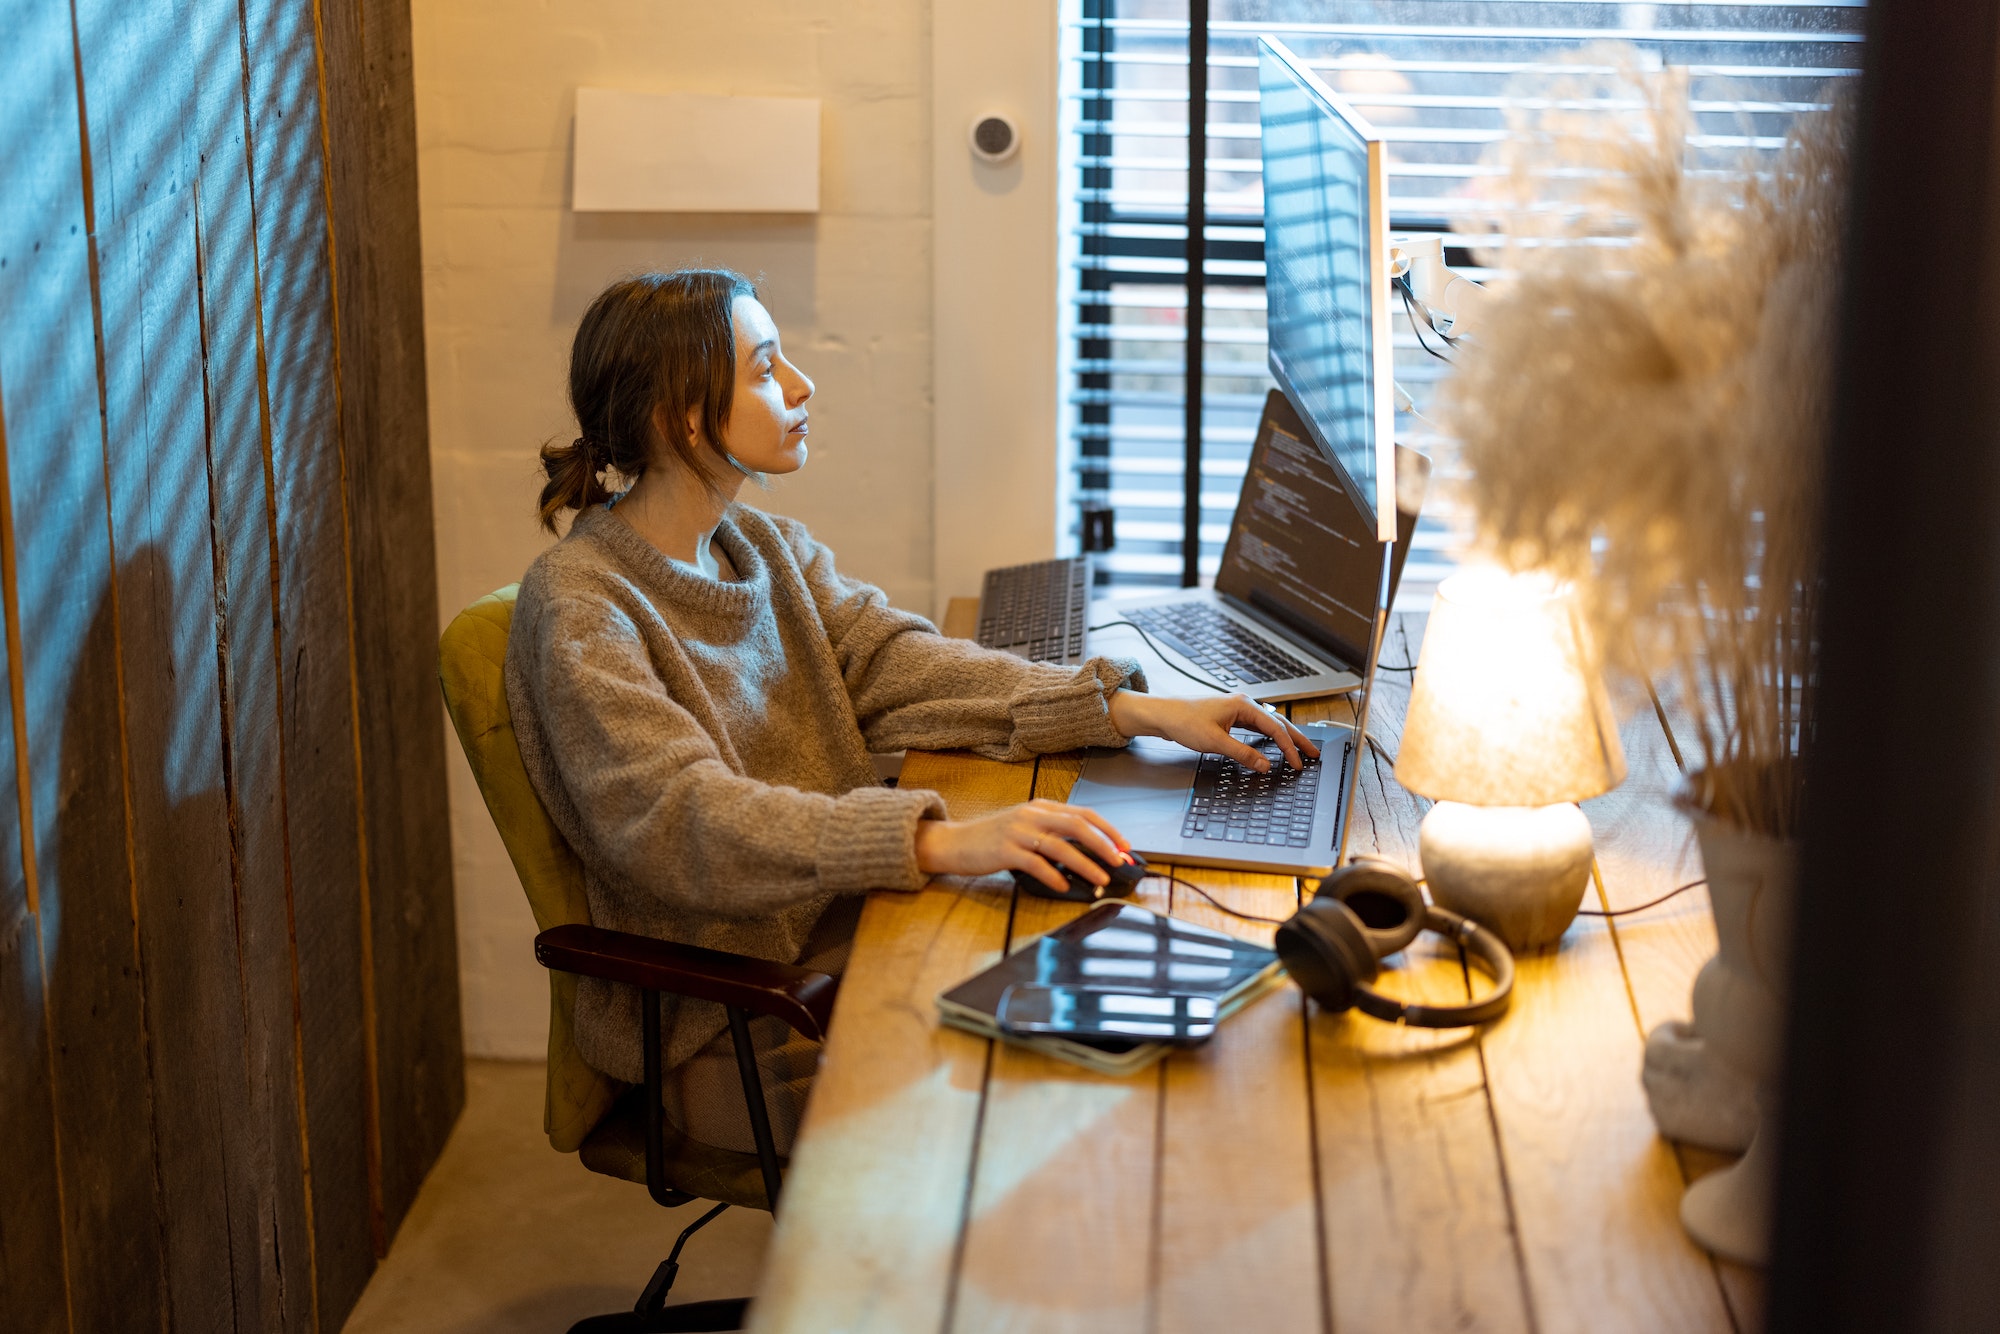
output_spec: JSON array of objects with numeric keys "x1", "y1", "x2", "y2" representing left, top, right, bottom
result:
[{"x1": 1011, "y1": 841, "x2": 1149, "y2": 903}]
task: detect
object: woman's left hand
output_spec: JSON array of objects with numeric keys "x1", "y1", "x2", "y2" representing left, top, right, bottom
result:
[{"x1": 1106, "y1": 690, "x2": 1320, "y2": 771}]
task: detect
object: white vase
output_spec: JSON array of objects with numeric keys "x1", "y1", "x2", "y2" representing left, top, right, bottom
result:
[{"x1": 1639, "y1": 811, "x2": 1796, "y2": 1266}]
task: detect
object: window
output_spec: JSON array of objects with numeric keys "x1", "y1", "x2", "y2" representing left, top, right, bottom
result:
[{"x1": 1059, "y1": 0, "x2": 1865, "y2": 607}]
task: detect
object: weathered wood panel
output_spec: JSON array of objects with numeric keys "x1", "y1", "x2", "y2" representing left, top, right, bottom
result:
[
  {"x1": 245, "y1": 0, "x2": 382, "y2": 1313},
  {"x1": 0, "y1": 371, "x2": 68, "y2": 1334},
  {"x1": 192, "y1": 0, "x2": 320, "y2": 1321},
  {"x1": 0, "y1": 14, "x2": 90, "y2": 1332},
  {"x1": 0, "y1": 0, "x2": 458, "y2": 1325},
  {"x1": 75, "y1": 0, "x2": 273, "y2": 1319},
  {"x1": 316, "y1": 0, "x2": 464, "y2": 1246},
  {"x1": 1, "y1": 3, "x2": 168, "y2": 1326}
]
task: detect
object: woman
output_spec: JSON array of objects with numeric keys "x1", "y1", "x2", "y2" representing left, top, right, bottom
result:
[{"x1": 507, "y1": 268, "x2": 1315, "y2": 1155}]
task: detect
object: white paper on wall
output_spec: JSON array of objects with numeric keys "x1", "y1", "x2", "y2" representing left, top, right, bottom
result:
[{"x1": 572, "y1": 88, "x2": 821, "y2": 213}]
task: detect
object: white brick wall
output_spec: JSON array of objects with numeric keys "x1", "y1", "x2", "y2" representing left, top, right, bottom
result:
[{"x1": 414, "y1": 0, "x2": 937, "y2": 1057}]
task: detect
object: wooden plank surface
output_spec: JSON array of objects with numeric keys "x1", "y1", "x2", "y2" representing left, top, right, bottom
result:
[
  {"x1": 0, "y1": 6, "x2": 98, "y2": 1325},
  {"x1": 1294, "y1": 648, "x2": 1536, "y2": 1334},
  {"x1": 80, "y1": 0, "x2": 268, "y2": 1314},
  {"x1": 1023, "y1": 753, "x2": 1324, "y2": 1333},
  {"x1": 945, "y1": 752, "x2": 1164, "y2": 1333},
  {"x1": 0, "y1": 369, "x2": 68, "y2": 1334},
  {"x1": 947, "y1": 889, "x2": 1165, "y2": 1333},
  {"x1": 750, "y1": 749, "x2": 1034, "y2": 1333},
  {"x1": 0, "y1": 0, "x2": 457, "y2": 1325},
  {"x1": 193, "y1": 0, "x2": 320, "y2": 1319},
  {"x1": 1351, "y1": 617, "x2": 1733, "y2": 1334},
  {"x1": 758, "y1": 610, "x2": 1745, "y2": 1333},
  {"x1": 942, "y1": 595, "x2": 979, "y2": 640},
  {"x1": 315, "y1": 0, "x2": 464, "y2": 1248},
  {"x1": 10, "y1": 3, "x2": 174, "y2": 1324},
  {"x1": 1585, "y1": 693, "x2": 1763, "y2": 1330},
  {"x1": 1150, "y1": 867, "x2": 1322, "y2": 1334},
  {"x1": 242, "y1": 0, "x2": 385, "y2": 1312}
]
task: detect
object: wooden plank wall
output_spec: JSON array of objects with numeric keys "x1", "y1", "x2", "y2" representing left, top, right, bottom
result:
[{"x1": 0, "y1": 0, "x2": 463, "y2": 1329}]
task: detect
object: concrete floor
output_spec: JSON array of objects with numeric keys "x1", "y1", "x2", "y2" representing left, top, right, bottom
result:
[{"x1": 344, "y1": 1060, "x2": 774, "y2": 1333}]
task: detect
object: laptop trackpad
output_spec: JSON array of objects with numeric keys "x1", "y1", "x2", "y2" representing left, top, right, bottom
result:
[{"x1": 1067, "y1": 736, "x2": 1197, "y2": 847}]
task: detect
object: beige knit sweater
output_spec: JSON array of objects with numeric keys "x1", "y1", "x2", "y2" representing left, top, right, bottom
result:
[{"x1": 505, "y1": 502, "x2": 1144, "y2": 1083}]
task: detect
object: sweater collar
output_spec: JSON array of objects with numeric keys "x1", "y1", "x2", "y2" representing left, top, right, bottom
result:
[{"x1": 571, "y1": 503, "x2": 768, "y2": 618}]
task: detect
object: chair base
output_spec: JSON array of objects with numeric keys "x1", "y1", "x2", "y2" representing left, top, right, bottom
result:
[
  {"x1": 566, "y1": 1298, "x2": 748, "y2": 1332},
  {"x1": 568, "y1": 1198, "x2": 746, "y2": 1332}
]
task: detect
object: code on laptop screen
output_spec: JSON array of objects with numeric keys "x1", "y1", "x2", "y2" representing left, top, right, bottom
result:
[{"x1": 1215, "y1": 399, "x2": 1415, "y2": 667}]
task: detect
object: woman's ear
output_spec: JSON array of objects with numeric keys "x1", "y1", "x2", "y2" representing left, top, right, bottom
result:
[{"x1": 647, "y1": 400, "x2": 700, "y2": 461}]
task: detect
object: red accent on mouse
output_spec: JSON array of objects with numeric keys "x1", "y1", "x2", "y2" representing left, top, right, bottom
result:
[{"x1": 1011, "y1": 841, "x2": 1150, "y2": 903}]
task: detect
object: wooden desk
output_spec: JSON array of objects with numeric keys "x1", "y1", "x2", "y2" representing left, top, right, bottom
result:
[{"x1": 751, "y1": 607, "x2": 1760, "y2": 1333}]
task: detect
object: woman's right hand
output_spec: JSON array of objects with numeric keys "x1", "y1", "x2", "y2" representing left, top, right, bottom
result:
[{"x1": 913, "y1": 798, "x2": 1132, "y2": 894}]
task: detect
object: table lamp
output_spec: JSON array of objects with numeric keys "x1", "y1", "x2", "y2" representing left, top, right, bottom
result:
[{"x1": 1394, "y1": 571, "x2": 1626, "y2": 949}]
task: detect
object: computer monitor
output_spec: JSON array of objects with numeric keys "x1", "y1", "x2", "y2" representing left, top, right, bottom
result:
[{"x1": 1258, "y1": 37, "x2": 1397, "y2": 543}]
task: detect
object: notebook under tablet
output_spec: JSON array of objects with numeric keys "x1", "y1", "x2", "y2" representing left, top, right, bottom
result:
[
  {"x1": 1106, "y1": 390, "x2": 1427, "y2": 703},
  {"x1": 1064, "y1": 721, "x2": 1356, "y2": 878}
]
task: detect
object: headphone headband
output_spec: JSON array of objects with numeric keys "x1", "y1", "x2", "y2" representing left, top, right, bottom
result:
[
  {"x1": 1350, "y1": 906, "x2": 1514, "y2": 1028},
  {"x1": 1274, "y1": 865, "x2": 1515, "y2": 1030}
]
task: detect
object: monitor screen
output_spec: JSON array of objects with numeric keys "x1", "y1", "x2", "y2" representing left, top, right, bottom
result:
[
  {"x1": 1216, "y1": 392, "x2": 1422, "y2": 668},
  {"x1": 1258, "y1": 39, "x2": 1393, "y2": 537}
]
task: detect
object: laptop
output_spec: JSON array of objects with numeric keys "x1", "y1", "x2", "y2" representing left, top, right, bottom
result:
[
  {"x1": 1065, "y1": 721, "x2": 1356, "y2": 878},
  {"x1": 1104, "y1": 389, "x2": 1426, "y2": 703}
]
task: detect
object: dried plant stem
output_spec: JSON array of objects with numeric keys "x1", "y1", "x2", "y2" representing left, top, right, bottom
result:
[{"x1": 1443, "y1": 50, "x2": 1849, "y2": 840}]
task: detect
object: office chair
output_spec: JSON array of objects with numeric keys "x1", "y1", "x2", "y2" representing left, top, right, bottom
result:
[{"x1": 440, "y1": 585, "x2": 837, "y2": 1333}]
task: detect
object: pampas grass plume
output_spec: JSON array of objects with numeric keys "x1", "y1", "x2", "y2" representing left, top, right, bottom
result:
[{"x1": 1441, "y1": 51, "x2": 1852, "y2": 837}]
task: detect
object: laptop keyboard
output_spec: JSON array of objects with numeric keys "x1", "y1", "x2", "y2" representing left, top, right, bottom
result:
[
  {"x1": 977, "y1": 557, "x2": 1089, "y2": 665},
  {"x1": 1126, "y1": 601, "x2": 1318, "y2": 688},
  {"x1": 1181, "y1": 739, "x2": 1323, "y2": 848}
]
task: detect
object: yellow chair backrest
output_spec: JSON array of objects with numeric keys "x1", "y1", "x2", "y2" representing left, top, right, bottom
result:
[{"x1": 438, "y1": 585, "x2": 620, "y2": 1152}]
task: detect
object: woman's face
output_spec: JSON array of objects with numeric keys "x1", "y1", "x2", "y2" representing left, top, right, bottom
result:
[{"x1": 706, "y1": 295, "x2": 814, "y2": 477}]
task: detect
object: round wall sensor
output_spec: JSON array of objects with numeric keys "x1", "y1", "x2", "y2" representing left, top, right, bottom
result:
[{"x1": 968, "y1": 114, "x2": 1020, "y2": 164}]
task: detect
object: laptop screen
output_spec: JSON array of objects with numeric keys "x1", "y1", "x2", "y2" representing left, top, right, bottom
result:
[{"x1": 1214, "y1": 391, "x2": 1421, "y2": 668}]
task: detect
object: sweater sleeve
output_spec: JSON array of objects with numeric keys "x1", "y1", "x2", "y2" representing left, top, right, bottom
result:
[
  {"x1": 776, "y1": 519, "x2": 1149, "y2": 761},
  {"x1": 513, "y1": 593, "x2": 945, "y2": 918}
]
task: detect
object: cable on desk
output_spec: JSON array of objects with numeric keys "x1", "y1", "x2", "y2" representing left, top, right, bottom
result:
[
  {"x1": 1152, "y1": 866, "x2": 1702, "y2": 929},
  {"x1": 1087, "y1": 619, "x2": 1233, "y2": 694},
  {"x1": 1150, "y1": 870, "x2": 1289, "y2": 926},
  {"x1": 1341, "y1": 697, "x2": 1407, "y2": 775},
  {"x1": 1576, "y1": 878, "x2": 1709, "y2": 917}
]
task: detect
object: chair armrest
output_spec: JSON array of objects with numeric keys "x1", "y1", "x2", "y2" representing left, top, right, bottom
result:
[{"x1": 534, "y1": 923, "x2": 838, "y2": 1042}]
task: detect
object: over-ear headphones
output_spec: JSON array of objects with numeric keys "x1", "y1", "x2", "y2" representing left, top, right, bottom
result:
[{"x1": 1275, "y1": 858, "x2": 1514, "y2": 1028}]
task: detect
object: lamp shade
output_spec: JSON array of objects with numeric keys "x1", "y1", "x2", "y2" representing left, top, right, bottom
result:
[{"x1": 1395, "y1": 570, "x2": 1626, "y2": 807}]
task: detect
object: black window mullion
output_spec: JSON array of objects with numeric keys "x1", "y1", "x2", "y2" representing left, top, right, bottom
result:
[
  {"x1": 1078, "y1": 0, "x2": 1115, "y2": 519},
  {"x1": 1182, "y1": 0, "x2": 1209, "y2": 588}
]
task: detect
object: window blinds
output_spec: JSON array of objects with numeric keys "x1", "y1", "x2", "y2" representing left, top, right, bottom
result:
[{"x1": 1059, "y1": 0, "x2": 1865, "y2": 604}]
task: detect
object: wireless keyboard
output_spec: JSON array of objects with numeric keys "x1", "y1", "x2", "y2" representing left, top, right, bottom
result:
[{"x1": 976, "y1": 557, "x2": 1090, "y2": 666}]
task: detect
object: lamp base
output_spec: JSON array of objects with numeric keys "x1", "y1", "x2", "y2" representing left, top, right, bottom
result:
[{"x1": 1419, "y1": 801, "x2": 1595, "y2": 950}]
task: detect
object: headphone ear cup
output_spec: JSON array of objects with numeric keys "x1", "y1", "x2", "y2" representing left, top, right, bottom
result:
[
  {"x1": 1321, "y1": 857, "x2": 1427, "y2": 958},
  {"x1": 1275, "y1": 898, "x2": 1377, "y2": 1014}
]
